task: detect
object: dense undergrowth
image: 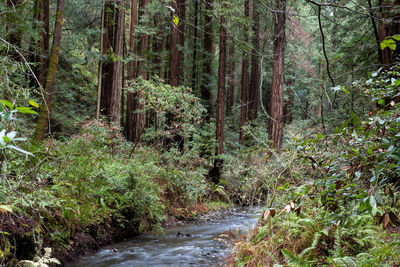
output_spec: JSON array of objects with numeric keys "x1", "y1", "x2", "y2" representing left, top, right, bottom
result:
[
  {"x1": 0, "y1": 117, "x2": 238, "y2": 266},
  {"x1": 230, "y1": 65, "x2": 400, "y2": 266}
]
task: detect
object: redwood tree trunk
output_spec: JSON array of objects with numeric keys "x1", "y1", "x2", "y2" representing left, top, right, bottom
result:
[
  {"x1": 378, "y1": 0, "x2": 400, "y2": 66},
  {"x1": 169, "y1": 0, "x2": 186, "y2": 86},
  {"x1": 109, "y1": 0, "x2": 124, "y2": 125},
  {"x1": 210, "y1": 11, "x2": 227, "y2": 183},
  {"x1": 191, "y1": 0, "x2": 199, "y2": 90},
  {"x1": 128, "y1": 0, "x2": 138, "y2": 80},
  {"x1": 100, "y1": 1, "x2": 114, "y2": 118},
  {"x1": 226, "y1": 41, "x2": 235, "y2": 116},
  {"x1": 132, "y1": 0, "x2": 151, "y2": 142},
  {"x1": 6, "y1": 0, "x2": 22, "y2": 58},
  {"x1": 125, "y1": 0, "x2": 139, "y2": 141},
  {"x1": 268, "y1": 0, "x2": 286, "y2": 149},
  {"x1": 248, "y1": 0, "x2": 260, "y2": 121},
  {"x1": 201, "y1": 0, "x2": 213, "y2": 121},
  {"x1": 239, "y1": 0, "x2": 249, "y2": 145},
  {"x1": 39, "y1": 0, "x2": 49, "y2": 87},
  {"x1": 33, "y1": 0, "x2": 65, "y2": 141}
]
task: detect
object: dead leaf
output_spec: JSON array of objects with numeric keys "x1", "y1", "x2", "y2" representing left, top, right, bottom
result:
[
  {"x1": 384, "y1": 213, "x2": 390, "y2": 228},
  {"x1": 263, "y1": 209, "x2": 276, "y2": 219}
]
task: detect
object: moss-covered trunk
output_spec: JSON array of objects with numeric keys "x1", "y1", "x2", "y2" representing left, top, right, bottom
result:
[{"x1": 33, "y1": 0, "x2": 65, "y2": 141}]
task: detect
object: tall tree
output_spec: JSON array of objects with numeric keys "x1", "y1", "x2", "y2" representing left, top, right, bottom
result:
[
  {"x1": 268, "y1": 0, "x2": 286, "y2": 149},
  {"x1": 248, "y1": 0, "x2": 260, "y2": 121},
  {"x1": 191, "y1": 0, "x2": 199, "y2": 90},
  {"x1": 226, "y1": 41, "x2": 235, "y2": 116},
  {"x1": 99, "y1": 1, "x2": 115, "y2": 118},
  {"x1": 33, "y1": 0, "x2": 65, "y2": 141},
  {"x1": 125, "y1": 0, "x2": 139, "y2": 141},
  {"x1": 210, "y1": 7, "x2": 227, "y2": 183},
  {"x1": 132, "y1": 0, "x2": 151, "y2": 142},
  {"x1": 239, "y1": 0, "x2": 250, "y2": 145},
  {"x1": 378, "y1": 0, "x2": 400, "y2": 66},
  {"x1": 109, "y1": 0, "x2": 124, "y2": 124},
  {"x1": 201, "y1": 0, "x2": 213, "y2": 120},
  {"x1": 38, "y1": 0, "x2": 50, "y2": 88},
  {"x1": 169, "y1": 0, "x2": 185, "y2": 86},
  {"x1": 6, "y1": 0, "x2": 22, "y2": 59}
]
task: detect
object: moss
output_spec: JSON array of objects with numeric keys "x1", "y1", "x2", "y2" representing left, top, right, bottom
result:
[{"x1": 206, "y1": 201, "x2": 233, "y2": 211}]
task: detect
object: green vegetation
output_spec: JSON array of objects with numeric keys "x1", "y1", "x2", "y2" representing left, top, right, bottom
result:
[
  {"x1": 230, "y1": 64, "x2": 400, "y2": 266},
  {"x1": 1, "y1": 0, "x2": 400, "y2": 266}
]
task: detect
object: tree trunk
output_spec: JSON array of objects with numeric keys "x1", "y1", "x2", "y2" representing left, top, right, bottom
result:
[
  {"x1": 367, "y1": 0, "x2": 383, "y2": 64},
  {"x1": 125, "y1": 0, "x2": 139, "y2": 141},
  {"x1": 248, "y1": 0, "x2": 260, "y2": 121},
  {"x1": 201, "y1": 0, "x2": 213, "y2": 121},
  {"x1": 169, "y1": 0, "x2": 185, "y2": 86},
  {"x1": 284, "y1": 80, "x2": 293, "y2": 124},
  {"x1": 226, "y1": 41, "x2": 235, "y2": 116},
  {"x1": 239, "y1": 0, "x2": 249, "y2": 145},
  {"x1": 33, "y1": 0, "x2": 65, "y2": 141},
  {"x1": 39, "y1": 0, "x2": 49, "y2": 87},
  {"x1": 96, "y1": 0, "x2": 105, "y2": 119},
  {"x1": 100, "y1": 1, "x2": 114, "y2": 118},
  {"x1": 268, "y1": 0, "x2": 286, "y2": 149},
  {"x1": 6, "y1": 0, "x2": 22, "y2": 59},
  {"x1": 109, "y1": 0, "x2": 124, "y2": 125},
  {"x1": 210, "y1": 11, "x2": 227, "y2": 184},
  {"x1": 191, "y1": 0, "x2": 199, "y2": 90},
  {"x1": 378, "y1": 0, "x2": 400, "y2": 66},
  {"x1": 132, "y1": 0, "x2": 151, "y2": 142},
  {"x1": 128, "y1": 0, "x2": 138, "y2": 80}
]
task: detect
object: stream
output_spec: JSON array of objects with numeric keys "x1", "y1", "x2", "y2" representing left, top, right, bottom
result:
[{"x1": 69, "y1": 206, "x2": 261, "y2": 267}]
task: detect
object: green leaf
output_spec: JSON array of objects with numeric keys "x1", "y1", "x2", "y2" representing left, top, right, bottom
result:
[
  {"x1": 359, "y1": 200, "x2": 368, "y2": 212},
  {"x1": 16, "y1": 107, "x2": 38, "y2": 115},
  {"x1": 392, "y1": 35, "x2": 400, "y2": 41},
  {"x1": 173, "y1": 15, "x2": 179, "y2": 26},
  {"x1": 28, "y1": 100, "x2": 39, "y2": 108},
  {"x1": 0, "y1": 100, "x2": 13, "y2": 109},
  {"x1": 381, "y1": 38, "x2": 397, "y2": 51}
]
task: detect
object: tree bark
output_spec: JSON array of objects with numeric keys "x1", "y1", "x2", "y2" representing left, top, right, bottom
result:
[
  {"x1": 96, "y1": 0, "x2": 105, "y2": 119},
  {"x1": 239, "y1": 0, "x2": 249, "y2": 145},
  {"x1": 33, "y1": 0, "x2": 65, "y2": 141},
  {"x1": 191, "y1": 0, "x2": 199, "y2": 90},
  {"x1": 226, "y1": 41, "x2": 235, "y2": 116},
  {"x1": 248, "y1": 0, "x2": 260, "y2": 121},
  {"x1": 367, "y1": 0, "x2": 383, "y2": 64},
  {"x1": 109, "y1": 0, "x2": 124, "y2": 125},
  {"x1": 100, "y1": 1, "x2": 114, "y2": 118},
  {"x1": 132, "y1": 0, "x2": 151, "y2": 142},
  {"x1": 169, "y1": 0, "x2": 186, "y2": 86},
  {"x1": 6, "y1": 0, "x2": 22, "y2": 59},
  {"x1": 128, "y1": 0, "x2": 138, "y2": 80},
  {"x1": 378, "y1": 0, "x2": 400, "y2": 66},
  {"x1": 125, "y1": 0, "x2": 139, "y2": 141},
  {"x1": 39, "y1": 0, "x2": 50, "y2": 87},
  {"x1": 210, "y1": 10, "x2": 227, "y2": 183},
  {"x1": 268, "y1": 0, "x2": 286, "y2": 149},
  {"x1": 201, "y1": 0, "x2": 213, "y2": 121}
]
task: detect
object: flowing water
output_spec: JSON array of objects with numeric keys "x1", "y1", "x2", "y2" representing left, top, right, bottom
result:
[{"x1": 69, "y1": 206, "x2": 261, "y2": 267}]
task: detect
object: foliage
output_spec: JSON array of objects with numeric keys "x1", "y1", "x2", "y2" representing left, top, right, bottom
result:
[
  {"x1": 125, "y1": 77, "x2": 206, "y2": 145},
  {"x1": 231, "y1": 64, "x2": 400, "y2": 266}
]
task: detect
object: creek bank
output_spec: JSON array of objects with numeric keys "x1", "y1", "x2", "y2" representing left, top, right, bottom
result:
[
  {"x1": 1, "y1": 201, "x2": 235, "y2": 266},
  {"x1": 69, "y1": 205, "x2": 261, "y2": 267}
]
